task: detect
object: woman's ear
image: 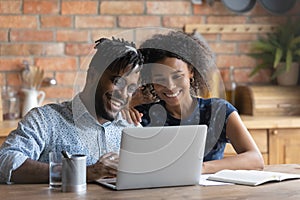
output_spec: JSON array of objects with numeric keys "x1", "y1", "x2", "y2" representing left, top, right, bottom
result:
[{"x1": 189, "y1": 67, "x2": 194, "y2": 79}]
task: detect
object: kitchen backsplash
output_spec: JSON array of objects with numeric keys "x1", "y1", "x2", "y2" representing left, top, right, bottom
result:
[{"x1": 0, "y1": 0, "x2": 299, "y2": 104}]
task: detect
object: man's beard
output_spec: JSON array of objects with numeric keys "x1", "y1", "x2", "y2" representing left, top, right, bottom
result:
[
  {"x1": 95, "y1": 96, "x2": 115, "y2": 121},
  {"x1": 95, "y1": 92, "x2": 128, "y2": 121}
]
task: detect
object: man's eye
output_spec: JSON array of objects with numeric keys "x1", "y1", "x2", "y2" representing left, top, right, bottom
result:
[{"x1": 113, "y1": 77, "x2": 126, "y2": 88}]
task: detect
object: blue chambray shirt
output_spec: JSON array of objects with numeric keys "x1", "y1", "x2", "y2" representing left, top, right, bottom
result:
[{"x1": 0, "y1": 94, "x2": 140, "y2": 183}]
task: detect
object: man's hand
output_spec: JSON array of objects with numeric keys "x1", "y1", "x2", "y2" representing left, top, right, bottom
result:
[{"x1": 87, "y1": 152, "x2": 119, "y2": 182}]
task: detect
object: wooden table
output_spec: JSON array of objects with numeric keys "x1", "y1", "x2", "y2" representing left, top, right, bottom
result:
[{"x1": 0, "y1": 164, "x2": 299, "y2": 200}]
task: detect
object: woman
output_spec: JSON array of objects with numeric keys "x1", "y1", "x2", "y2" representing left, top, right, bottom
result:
[{"x1": 127, "y1": 31, "x2": 264, "y2": 174}]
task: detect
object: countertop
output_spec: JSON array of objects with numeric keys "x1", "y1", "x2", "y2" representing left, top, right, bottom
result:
[
  {"x1": 1, "y1": 115, "x2": 300, "y2": 137},
  {"x1": 240, "y1": 115, "x2": 300, "y2": 129},
  {"x1": 0, "y1": 120, "x2": 19, "y2": 136}
]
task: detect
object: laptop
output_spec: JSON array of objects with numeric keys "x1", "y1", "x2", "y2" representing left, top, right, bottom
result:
[{"x1": 96, "y1": 125, "x2": 207, "y2": 190}]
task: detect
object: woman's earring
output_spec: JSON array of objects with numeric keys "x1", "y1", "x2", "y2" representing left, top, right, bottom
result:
[{"x1": 190, "y1": 77, "x2": 195, "y2": 84}]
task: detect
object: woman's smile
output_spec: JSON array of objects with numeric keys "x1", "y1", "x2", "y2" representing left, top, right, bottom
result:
[{"x1": 163, "y1": 90, "x2": 181, "y2": 98}]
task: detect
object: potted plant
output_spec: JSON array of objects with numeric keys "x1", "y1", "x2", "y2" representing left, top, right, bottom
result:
[{"x1": 249, "y1": 21, "x2": 300, "y2": 86}]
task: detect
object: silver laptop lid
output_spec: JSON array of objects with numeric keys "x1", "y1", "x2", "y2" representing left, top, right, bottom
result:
[{"x1": 116, "y1": 125, "x2": 207, "y2": 190}]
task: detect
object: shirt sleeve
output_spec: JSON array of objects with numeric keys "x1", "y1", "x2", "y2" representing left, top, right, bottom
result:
[
  {"x1": 0, "y1": 108, "x2": 47, "y2": 183},
  {"x1": 224, "y1": 99, "x2": 237, "y2": 123}
]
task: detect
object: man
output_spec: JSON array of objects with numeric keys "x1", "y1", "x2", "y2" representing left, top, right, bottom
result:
[{"x1": 0, "y1": 37, "x2": 143, "y2": 183}]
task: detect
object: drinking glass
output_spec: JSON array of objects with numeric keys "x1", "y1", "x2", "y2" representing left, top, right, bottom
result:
[{"x1": 49, "y1": 152, "x2": 62, "y2": 189}]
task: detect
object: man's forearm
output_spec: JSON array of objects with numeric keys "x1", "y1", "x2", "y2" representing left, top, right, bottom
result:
[{"x1": 11, "y1": 158, "x2": 49, "y2": 183}]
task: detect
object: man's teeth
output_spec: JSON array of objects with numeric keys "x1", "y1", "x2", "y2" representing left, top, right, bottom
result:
[
  {"x1": 165, "y1": 91, "x2": 180, "y2": 98},
  {"x1": 111, "y1": 99, "x2": 121, "y2": 107}
]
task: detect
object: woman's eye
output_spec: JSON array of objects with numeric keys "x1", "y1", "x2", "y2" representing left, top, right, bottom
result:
[
  {"x1": 153, "y1": 78, "x2": 165, "y2": 84},
  {"x1": 172, "y1": 74, "x2": 183, "y2": 80}
]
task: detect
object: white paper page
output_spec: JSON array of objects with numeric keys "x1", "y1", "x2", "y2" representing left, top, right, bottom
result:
[
  {"x1": 207, "y1": 170, "x2": 300, "y2": 186},
  {"x1": 199, "y1": 174, "x2": 234, "y2": 186}
]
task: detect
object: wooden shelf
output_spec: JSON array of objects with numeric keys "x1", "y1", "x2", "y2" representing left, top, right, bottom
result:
[{"x1": 184, "y1": 24, "x2": 277, "y2": 34}]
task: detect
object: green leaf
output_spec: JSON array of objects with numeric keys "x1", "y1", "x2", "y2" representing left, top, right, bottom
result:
[
  {"x1": 271, "y1": 66, "x2": 285, "y2": 79},
  {"x1": 273, "y1": 48, "x2": 283, "y2": 68},
  {"x1": 248, "y1": 20, "x2": 300, "y2": 79},
  {"x1": 290, "y1": 36, "x2": 300, "y2": 46},
  {"x1": 295, "y1": 49, "x2": 300, "y2": 56},
  {"x1": 249, "y1": 63, "x2": 271, "y2": 77},
  {"x1": 251, "y1": 41, "x2": 275, "y2": 53}
]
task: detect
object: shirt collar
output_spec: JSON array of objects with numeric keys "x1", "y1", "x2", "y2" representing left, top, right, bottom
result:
[{"x1": 72, "y1": 94, "x2": 91, "y2": 121}]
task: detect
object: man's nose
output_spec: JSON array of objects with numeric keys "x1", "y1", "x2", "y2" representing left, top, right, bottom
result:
[{"x1": 113, "y1": 86, "x2": 128, "y2": 100}]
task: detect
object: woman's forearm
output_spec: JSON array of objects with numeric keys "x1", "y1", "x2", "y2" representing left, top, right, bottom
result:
[{"x1": 202, "y1": 150, "x2": 264, "y2": 174}]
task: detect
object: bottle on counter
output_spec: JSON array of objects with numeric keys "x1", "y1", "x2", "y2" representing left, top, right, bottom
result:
[
  {"x1": 225, "y1": 66, "x2": 236, "y2": 106},
  {"x1": 1, "y1": 86, "x2": 20, "y2": 120}
]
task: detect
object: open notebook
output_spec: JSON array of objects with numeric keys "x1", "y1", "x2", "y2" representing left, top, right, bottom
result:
[
  {"x1": 96, "y1": 125, "x2": 207, "y2": 190},
  {"x1": 207, "y1": 169, "x2": 300, "y2": 186}
]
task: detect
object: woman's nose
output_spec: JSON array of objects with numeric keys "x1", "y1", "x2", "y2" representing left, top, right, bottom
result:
[{"x1": 165, "y1": 78, "x2": 176, "y2": 90}]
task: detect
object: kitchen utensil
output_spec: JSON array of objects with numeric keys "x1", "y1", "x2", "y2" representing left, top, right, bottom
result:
[
  {"x1": 21, "y1": 65, "x2": 44, "y2": 90},
  {"x1": 258, "y1": 0, "x2": 296, "y2": 15},
  {"x1": 62, "y1": 154, "x2": 87, "y2": 193},
  {"x1": 222, "y1": 0, "x2": 256, "y2": 13}
]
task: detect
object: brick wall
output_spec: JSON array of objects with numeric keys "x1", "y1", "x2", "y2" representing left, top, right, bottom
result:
[{"x1": 0, "y1": 0, "x2": 299, "y2": 104}]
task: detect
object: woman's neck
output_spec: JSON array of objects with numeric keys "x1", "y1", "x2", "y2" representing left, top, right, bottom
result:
[{"x1": 165, "y1": 96, "x2": 196, "y2": 120}]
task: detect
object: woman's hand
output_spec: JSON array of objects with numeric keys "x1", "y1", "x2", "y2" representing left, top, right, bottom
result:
[
  {"x1": 130, "y1": 86, "x2": 157, "y2": 107},
  {"x1": 122, "y1": 86, "x2": 158, "y2": 125},
  {"x1": 121, "y1": 107, "x2": 143, "y2": 126}
]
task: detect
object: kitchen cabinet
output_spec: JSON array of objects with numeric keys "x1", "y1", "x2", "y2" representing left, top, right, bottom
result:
[
  {"x1": 224, "y1": 116, "x2": 300, "y2": 164},
  {"x1": 269, "y1": 128, "x2": 300, "y2": 164}
]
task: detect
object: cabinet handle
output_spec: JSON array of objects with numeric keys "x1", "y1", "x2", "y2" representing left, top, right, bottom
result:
[{"x1": 271, "y1": 130, "x2": 278, "y2": 135}]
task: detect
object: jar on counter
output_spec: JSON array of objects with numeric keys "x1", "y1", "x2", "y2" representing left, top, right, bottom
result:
[{"x1": 2, "y1": 86, "x2": 20, "y2": 120}]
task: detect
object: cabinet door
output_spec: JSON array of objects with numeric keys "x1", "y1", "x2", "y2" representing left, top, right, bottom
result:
[
  {"x1": 269, "y1": 128, "x2": 300, "y2": 164},
  {"x1": 224, "y1": 129, "x2": 269, "y2": 164}
]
